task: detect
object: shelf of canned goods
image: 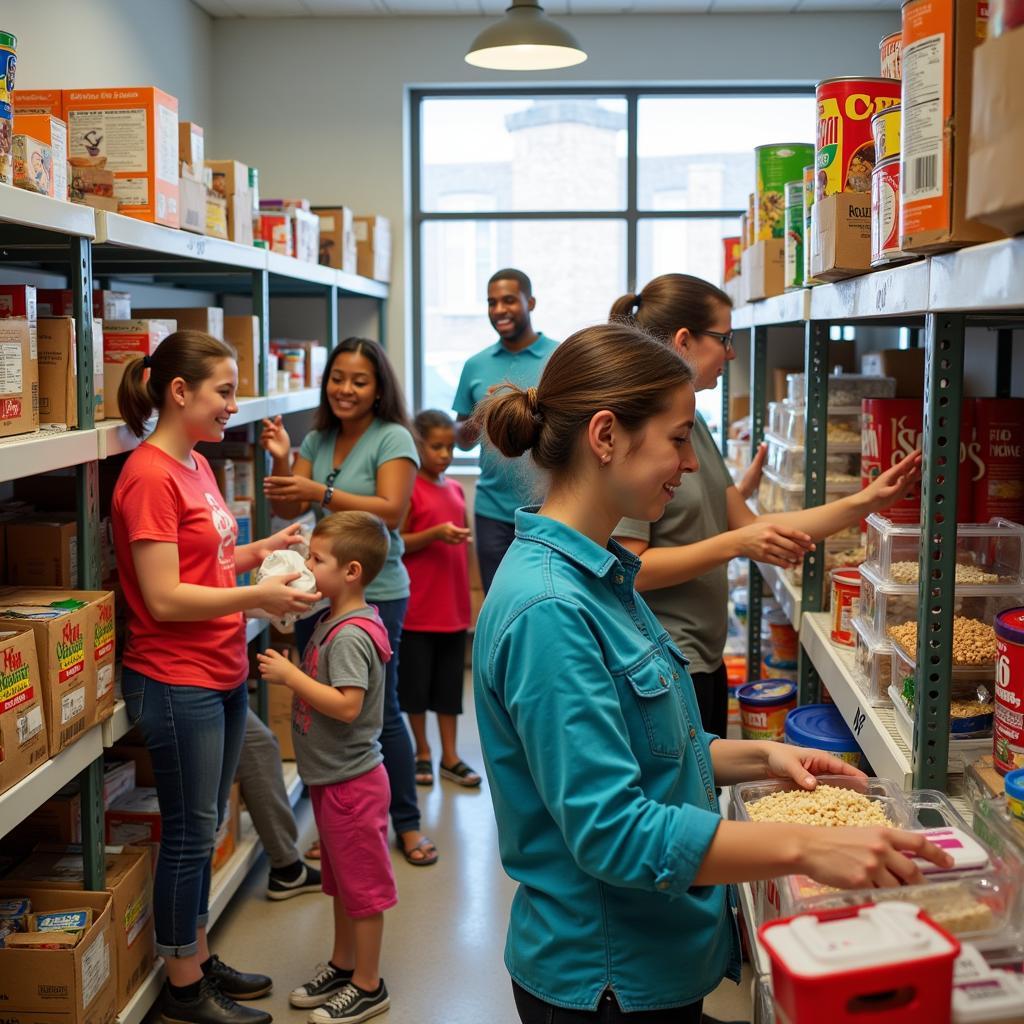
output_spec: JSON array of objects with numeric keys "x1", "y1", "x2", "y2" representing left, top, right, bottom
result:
[
  {"x1": 0, "y1": 197, "x2": 389, "y2": 890},
  {"x1": 725, "y1": 236, "x2": 1024, "y2": 796}
]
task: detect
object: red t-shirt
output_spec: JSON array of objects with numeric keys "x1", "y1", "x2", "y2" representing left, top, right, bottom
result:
[
  {"x1": 402, "y1": 475, "x2": 471, "y2": 633},
  {"x1": 112, "y1": 443, "x2": 248, "y2": 689}
]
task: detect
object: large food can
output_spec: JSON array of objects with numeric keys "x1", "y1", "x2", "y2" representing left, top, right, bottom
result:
[
  {"x1": 756, "y1": 143, "x2": 815, "y2": 241},
  {"x1": 871, "y1": 156, "x2": 904, "y2": 266},
  {"x1": 783, "y1": 180, "x2": 804, "y2": 290},
  {"x1": 830, "y1": 567, "x2": 861, "y2": 647},
  {"x1": 880, "y1": 31, "x2": 903, "y2": 78},
  {"x1": 738, "y1": 681, "x2": 797, "y2": 741},
  {"x1": 815, "y1": 77, "x2": 901, "y2": 199},
  {"x1": 802, "y1": 164, "x2": 816, "y2": 286},
  {"x1": 746, "y1": 192, "x2": 756, "y2": 247},
  {"x1": 871, "y1": 105, "x2": 901, "y2": 162},
  {"x1": 994, "y1": 608, "x2": 1024, "y2": 775},
  {"x1": 972, "y1": 398, "x2": 1024, "y2": 523},
  {"x1": 723, "y1": 235, "x2": 741, "y2": 282},
  {"x1": 0, "y1": 32, "x2": 16, "y2": 186}
]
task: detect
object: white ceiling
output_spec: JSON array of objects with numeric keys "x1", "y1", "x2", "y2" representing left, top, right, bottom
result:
[{"x1": 194, "y1": 0, "x2": 894, "y2": 17}]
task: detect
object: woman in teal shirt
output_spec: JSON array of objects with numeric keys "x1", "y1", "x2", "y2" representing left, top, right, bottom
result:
[
  {"x1": 260, "y1": 337, "x2": 436, "y2": 866},
  {"x1": 474, "y1": 323, "x2": 950, "y2": 1023}
]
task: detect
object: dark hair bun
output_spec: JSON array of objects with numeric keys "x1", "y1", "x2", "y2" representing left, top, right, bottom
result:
[{"x1": 479, "y1": 386, "x2": 541, "y2": 459}]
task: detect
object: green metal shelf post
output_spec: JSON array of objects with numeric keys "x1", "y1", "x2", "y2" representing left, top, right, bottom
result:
[
  {"x1": 326, "y1": 283, "x2": 339, "y2": 353},
  {"x1": 912, "y1": 313, "x2": 964, "y2": 791},
  {"x1": 746, "y1": 326, "x2": 767, "y2": 681},
  {"x1": 252, "y1": 269, "x2": 271, "y2": 723}
]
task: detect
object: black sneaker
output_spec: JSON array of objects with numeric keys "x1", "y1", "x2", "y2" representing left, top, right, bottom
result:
[
  {"x1": 308, "y1": 981, "x2": 389, "y2": 1024},
  {"x1": 203, "y1": 955, "x2": 272, "y2": 1000},
  {"x1": 161, "y1": 976, "x2": 272, "y2": 1024},
  {"x1": 289, "y1": 963, "x2": 354, "y2": 1008},
  {"x1": 267, "y1": 862, "x2": 322, "y2": 901}
]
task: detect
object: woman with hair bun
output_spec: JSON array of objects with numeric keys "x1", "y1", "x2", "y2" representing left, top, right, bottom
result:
[
  {"x1": 473, "y1": 321, "x2": 949, "y2": 1023},
  {"x1": 112, "y1": 330, "x2": 320, "y2": 1024}
]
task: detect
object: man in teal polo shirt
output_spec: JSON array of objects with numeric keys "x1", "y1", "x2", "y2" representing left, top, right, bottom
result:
[{"x1": 453, "y1": 268, "x2": 557, "y2": 592}]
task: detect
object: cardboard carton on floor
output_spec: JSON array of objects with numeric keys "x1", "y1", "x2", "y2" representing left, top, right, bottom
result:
[
  {"x1": 967, "y1": 28, "x2": 1024, "y2": 236},
  {"x1": 313, "y1": 206, "x2": 357, "y2": 273},
  {"x1": 13, "y1": 113, "x2": 68, "y2": 202},
  {"x1": 5, "y1": 519, "x2": 78, "y2": 588},
  {"x1": 354, "y1": 215, "x2": 391, "y2": 282},
  {"x1": 0, "y1": 628, "x2": 48, "y2": 798},
  {"x1": 740, "y1": 239, "x2": 785, "y2": 301},
  {"x1": 102, "y1": 319, "x2": 175, "y2": 407},
  {"x1": 0, "y1": 319, "x2": 40, "y2": 439},
  {"x1": 224, "y1": 315, "x2": 261, "y2": 397},
  {"x1": 134, "y1": 307, "x2": 224, "y2": 341},
  {"x1": 810, "y1": 192, "x2": 872, "y2": 282},
  {"x1": 63, "y1": 86, "x2": 179, "y2": 229},
  {"x1": 38, "y1": 289, "x2": 131, "y2": 321},
  {"x1": 0, "y1": 882, "x2": 116, "y2": 1024},
  {"x1": 37, "y1": 317, "x2": 105, "y2": 428},
  {"x1": 5, "y1": 846, "x2": 155, "y2": 1014}
]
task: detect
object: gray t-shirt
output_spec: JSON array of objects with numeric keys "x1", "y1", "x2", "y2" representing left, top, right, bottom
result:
[
  {"x1": 291, "y1": 607, "x2": 386, "y2": 786},
  {"x1": 614, "y1": 415, "x2": 732, "y2": 676}
]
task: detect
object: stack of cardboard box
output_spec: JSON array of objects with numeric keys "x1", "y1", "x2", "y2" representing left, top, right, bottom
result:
[
  {"x1": 0, "y1": 284, "x2": 40, "y2": 440},
  {"x1": 258, "y1": 198, "x2": 319, "y2": 262},
  {"x1": 206, "y1": 158, "x2": 255, "y2": 245},
  {"x1": 178, "y1": 121, "x2": 207, "y2": 235}
]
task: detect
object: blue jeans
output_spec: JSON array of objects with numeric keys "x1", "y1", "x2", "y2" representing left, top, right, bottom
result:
[
  {"x1": 294, "y1": 596, "x2": 420, "y2": 836},
  {"x1": 121, "y1": 670, "x2": 248, "y2": 959},
  {"x1": 475, "y1": 513, "x2": 517, "y2": 594}
]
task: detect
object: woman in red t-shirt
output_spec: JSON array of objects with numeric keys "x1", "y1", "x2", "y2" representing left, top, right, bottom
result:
[
  {"x1": 112, "y1": 331, "x2": 320, "y2": 1024},
  {"x1": 398, "y1": 410, "x2": 480, "y2": 789}
]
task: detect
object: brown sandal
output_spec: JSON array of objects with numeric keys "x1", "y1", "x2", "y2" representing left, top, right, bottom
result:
[{"x1": 398, "y1": 835, "x2": 438, "y2": 867}]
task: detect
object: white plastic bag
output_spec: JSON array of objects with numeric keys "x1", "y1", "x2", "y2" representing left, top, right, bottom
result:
[{"x1": 247, "y1": 549, "x2": 319, "y2": 630}]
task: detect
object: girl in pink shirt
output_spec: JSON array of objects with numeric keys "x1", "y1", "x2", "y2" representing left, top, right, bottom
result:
[{"x1": 398, "y1": 410, "x2": 480, "y2": 788}]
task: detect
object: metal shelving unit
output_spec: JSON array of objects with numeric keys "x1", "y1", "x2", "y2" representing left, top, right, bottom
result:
[{"x1": 0, "y1": 201, "x2": 388, "y2": 895}]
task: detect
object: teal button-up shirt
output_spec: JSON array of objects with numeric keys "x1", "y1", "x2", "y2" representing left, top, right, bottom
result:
[
  {"x1": 474, "y1": 509, "x2": 741, "y2": 1013},
  {"x1": 453, "y1": 333, "x2": 557, "y2": 524}
]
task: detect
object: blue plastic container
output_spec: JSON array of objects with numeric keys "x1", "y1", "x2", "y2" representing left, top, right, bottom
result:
[{"x1": 784, "y1": 703, "x2": 864, "y2": 768}]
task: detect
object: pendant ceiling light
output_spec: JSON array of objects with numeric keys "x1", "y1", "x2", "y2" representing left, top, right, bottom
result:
[{"x1": 465, "y1": 0, "x2": 588, "y2": 71}]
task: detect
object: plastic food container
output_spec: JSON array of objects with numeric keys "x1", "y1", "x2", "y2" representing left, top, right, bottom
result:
[
  {"x1": 764, "y1": 432, "x2": 861, "y2": 485},
  {"x1": 758, "y1": 469, "x2": 862, "y2": 525},
  {"x1": 863, "y1": 514, "x2": 1024, "y2": 587},
  {"x1": 786, "y1": 372, "x2": 896, "y2": 409},
  {"x1": 726, "y1": 437, "x2": 752, "y2": 472},
  {"x1": 772, "y1": 401, "x2": 863, "y2": 446},
  {"x1": 785, "y1": 539, "x2": 866, "y2": 587},
  {"x1": 738, "y1": 680, "x2": 797, "y2": 741},
  {"x1": 851, "y1": 615, "x2": 894, "y2": 706},
  {"x1": 784, "y1": 704, "x2": 864, "y2": 768},
  {"x1": 762, "y1": 654, "x2": 797, "y2": 679},
  {"x1": 890, "y1": 685, "x2": 994, "y2": 775},
  {"x1": 1006, "y1": 771, "x2": 1024, "y2": 825},
  {"x1": 830, "y1": 567, "x2": 861, "y2": 646},
  {"x1": 890, "y1": 646, "x2": 995, "y2": 735}
]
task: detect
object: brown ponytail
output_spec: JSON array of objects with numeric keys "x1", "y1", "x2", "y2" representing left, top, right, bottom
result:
[
  {"x1": 610, "y1": 274, "x2": 731, "y2": 344},
  {"x1": 118, "y1": 329, "x2": 237, "y2": 437},
  {"x1": 478, "y1": 322, "x2": 694, "y2": 477}
]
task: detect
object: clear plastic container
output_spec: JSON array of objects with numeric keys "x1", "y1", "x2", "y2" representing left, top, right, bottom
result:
[
  {"x1": 767, "y1": 400, "x2": 784, "y2": 438},
  {"x1": 889, "y1": 684, "x2": 995, "y2": 775},
  {"x1": 755, "y1": 976, "x2": 775, "y2": 1024},
  {"x1": 890, "y1": 645, "x2": 997, "y2": 728},
  {"x1": 851, "y1": 615, "x2": 894, "y2": 707},
  {"x1": 863, "y1": 514, "x2": 1024, "y2": 586},
  {"x1": 784, "y1": 538, "x2": 866, "y2": 587},
  {"x1": 764, "y1": 432, "x2": 861, "y2": 484},
  {"x1": 771, "y1": 400, "x2": 862, "y2": 446},
  {"x1": 726, "y1": 437, "x2": 752, "y2": 472},
  {"x1": 786, "y1": 371, "x2": 897, "y2": 408},
  {"x1": 758, "y1": 469, "x2": 862, "y2": 515}
]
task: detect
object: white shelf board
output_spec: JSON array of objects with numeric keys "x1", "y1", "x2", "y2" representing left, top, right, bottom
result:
[
  {"x1": 0, "y1": 725, "x2": 104, "y2": 838},
  {"x1": 267, "y1": 251, "x2": 336, "y2": 287},
  {"x1": 104, "y1": 700, "x2": 131, "y2": 747},
  {"x1": 0, "y1": 187, "x2": 96, "y2": 238},
  {"x1": 230, "y1": 396, "x2": 270, "y2": 428},
  {"x1": 929, "y1": 237, "x2": 1024, "y2": 312},
  {"x1": 265, "y1": 387, "x2": 321, "y2": 417},
  {"x1": 0, "y1": 428, "x2": 99, "y2": 483},
  {"x1": 809, "y1": 258, "x2": 930, "y2": 322},
  {"x1": 737, "y1": 880, "x2": 771, "y2": 979},
  {"x1": 800, "y1": 611, "x2": 913, "y2": 789},
  {"x1": 757, "y1": 561, "x2": 802, "y2": 630},
  {"x1": 336, "y1": 269, "x2": 388, "y2": 300},
  {"x1": 246, "y1": 617, "x2": 268, "y2": 644},
  {"x1": 97, "y1": 419, "x2": 146, "y2": 459},
  {"x1": 116, "y1": 960, "x2": 165, "y2": 1024}
]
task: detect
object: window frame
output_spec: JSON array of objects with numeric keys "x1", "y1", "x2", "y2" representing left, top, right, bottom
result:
[{"x1": 409, "y1": 84, "x2": 814, "y2": 425}]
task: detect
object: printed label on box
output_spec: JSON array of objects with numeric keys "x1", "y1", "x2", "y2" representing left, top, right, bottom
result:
[
  {"x1": 902, "y1": 32, "x2": 944, "y2": 203},
  {"x1": 81, "y1": 934, "x2": 111, "y2": 1009},
  {"x1": 0, "y1": 342, "x2": 24, "y2": 393},
  {"x1": 0, "y1": 645, "x2": 33, "y2": 712},
  {"x1": 113, "y1": 176, "x2": 150, "y2": 206},
  {"x1": 124, "y1": 890, "x2": 153, "y2": 946},
  {"x1": 58, "y1": 619, "x2": 86, "y2": 682},
  {"x1": 156, "y1": 103, "x2": 177, "y2": 185},
  {"x1": 97, "y1": 662, "x2": 114, "y2": 699},
  {"x1": 17, "y1": 705, "x2": 43, "y2": 744},
  {"x1": 61, "y1": 685, "x2": 86, "y2": 724},
  {"x1": 69, "y1": 108, "x2": 148, "y2": 172}
]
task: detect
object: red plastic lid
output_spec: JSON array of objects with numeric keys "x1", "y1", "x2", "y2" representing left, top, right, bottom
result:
[{"x1": 995, "y1": 607, "x2": 1024, "y2": 645}]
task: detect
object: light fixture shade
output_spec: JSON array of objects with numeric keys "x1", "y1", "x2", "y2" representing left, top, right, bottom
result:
[{"x1": 466, "y1": 1, "x2": 587, "y2": 71}]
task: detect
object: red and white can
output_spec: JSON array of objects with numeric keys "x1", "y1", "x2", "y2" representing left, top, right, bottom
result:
[
  {"x1": 871, "y1": 156, "x2": 903, "y2": 266},
  {"x1": 830, "y1": 568, "x2": 861, "y2": 646},
  {"x1": 971, "y1": 398, "x2": 1024, "y2": 524},
  {"x1": 880, "y1": 31, "x2": 902, "y2": 78},
  {"x1": 995, "y1": 608, "x2": 1024, "y2": 775}
]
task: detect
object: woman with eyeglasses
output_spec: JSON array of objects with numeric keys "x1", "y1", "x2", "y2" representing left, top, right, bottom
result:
[{"x1": 609, "y1": 274, "x2": 920, "y2": 737}]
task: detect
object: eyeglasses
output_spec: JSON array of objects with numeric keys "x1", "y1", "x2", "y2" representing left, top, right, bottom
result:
[{"x1": 702, "y1": 329, "x2": 735, "y2": 353}]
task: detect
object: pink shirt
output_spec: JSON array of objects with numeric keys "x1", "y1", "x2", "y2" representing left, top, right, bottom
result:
[{"x1": 402, "y1": 475, "x2": 471, "y2": 633}]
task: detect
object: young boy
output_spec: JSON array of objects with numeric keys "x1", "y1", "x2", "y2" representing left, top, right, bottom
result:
[{"x1": 257, "y1": 511, "x2": 396, "y2": 1024}]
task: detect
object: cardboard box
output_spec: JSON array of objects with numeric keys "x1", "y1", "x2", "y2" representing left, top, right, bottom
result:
[
  {"x1": 861, "y1": 349, "x2": 926, "y2": 397},
  {"x1": 206, "y1": 160, "x2": 249, "y2": 199},
  {"x1": 967, "y1": 28, "x2": 1024, "y2": 236},
  {"x1": 313, "y1": 206, "x2": 357, "y2": 273},
  {"x1": 106, "y1": 744, "x2": 154, "y2": 788},
  {"x1": 134, "y1": 307, "x2": 223, "y2": 341},
  {"x1": 101, "y1": 319, "x2": 175, "y2": 407},
  {"x1": 0, "y1": 882, "x2": 116, "y2": 1024},
  {"x1": 13, "y1": 114, "x2": 68, "y2": 201},
  {"x1": 740, "y1": 239, "x2": 785, "y2": 301},
  {"x1": 208, "y1": 459, "x2": 236, "y2": 504},
  {"x1": 810, "y1": 192, "x2": 872, "y2": 281},
  {"x1": 79, "y1": 194, "x2": 121, "y2": 213},
  {"x1": 178, "y1": 175, "x2": 206, "y2": 234},
  {"x1": 0, "y1": 284, "x2": 38, "y2": 323},
  {"x1": 105, "y1": 788, "x2": 161, "y2": 846},
  {"x1": 14, "y1": 90, "x2": 63, "y2": 117},
  {"x1": 267, "y1": 682, "x2": 295, "y2": 760},
  {"x1": 38, "y1": 290, "x2": 131, "y2": 321},
  {"x1": 232, "y1": 499, "x2": 252, "y2": 585},
  {"x1": 179, "y1": 122, "x2": 204, "y2": 179},
  {"x1": 212, "y1": 781, "x2": 241, "y2": 873},
  {"x1": 257, "y1": 211, "x2": 293, "y2": 256},
  {"x1": 900, "y1": 0, "x2": 1004, "y2": 252},
  {"x1": 69, "y1": 162, "x2": 116, "y2": 201},
  {"x1": 0, "y1": 628, "x2": 48, "y2": 797},
  {"x1": 292, "y1": 208, "x2": 319, "y2": 264},
  {"x1": 729, "y1": 394, "x2": 751, "y2": 425},
  {"x1": 227, "y1": 192, "x2": 254, "y2": 246},
  {"x1": 37, "y1": 318, "x2": 89, "y2": 428},
  {"x1": 11, "y1": 132, "x2": 52, "y2": 196},
  {"x1": 273, "y1": 339, "x2": 326, "y2": 388},
  {"x1": 6, "y1": 847, "x2": 154, "y2": 1014},
  {"x1": 6, "y1": 519, "x2": 77, "y2": 587},
  {"x1": 206, "y1": 193, "x2": 228, "y2": 239},
  {"x1": 224, "y1": 315, "x2": 261, "y2": 397},
  {"x1": 0, "y1": 319, "x2": 39, "y2": 439},
  {"x1": 354, "y1": 215, "x2": 391, "y2": 281}
]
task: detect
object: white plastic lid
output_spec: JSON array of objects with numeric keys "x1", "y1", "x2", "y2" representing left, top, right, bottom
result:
[
  {"x1": 762, "y1": 902, "x2": 957, "y2": 976},
  {"x1": 910, "y1": 828, "x2": 991, "y2": 875},
  {"x1": 953, "y1": 972, "x2": 1024, "y2": 1021}
]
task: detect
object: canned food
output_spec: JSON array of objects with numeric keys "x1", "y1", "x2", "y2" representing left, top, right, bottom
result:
[
  {"x1": 0, "y1": 32, "x2": 16, "y2": 186},
  {"x1": 995, "y1": 608, "x2": 1024, "y2": 776},
  {"x1": 756, "y1": 143, "x2": 815, "y2": 241},
  {"x1": 763, "y1": 654, "x2": 798, "y2": 680},
  {"x1": 784, "y1": 704, "x2": 864, "y2": 768},
  {"x1": 802, "y1": 164, "x2": 816, "y2": 286},
  {"x1": 722, "y1": 235, "x2": 741, "y2": 282},
  {"x1": 880, "y1": 30, "x2": 902, "y2": 78},
  {"x1": 746, "y1": 192, "x2": 756, "y2": 248},
  {"x1": 1006, "y1": 769, "x2": 1024, "y2": 822},
  {"x1": 871, "y1": 105, "x2": 901, "y2": 162},
  {"x1": 783, "y1": 181, "x2": 804, "y2": 290},
  {"x1": 971, "y1": 398, "x2": 1024, "y2": 524},
  {"x1": 871, "y1": 156, "x2": 904, "y2": 266},
  {"x1": 739, "y1": 680, "x2": 797, "y2": 742},
  {"x1": 991, "y1": 0, "x2": 1024, "y2": 36},
  {"x1": 830, "y1": 567, "x2": 861, "y2": 647},
  {"x1": 815, "y1": 77, "x2": 901, "y2": 199}
]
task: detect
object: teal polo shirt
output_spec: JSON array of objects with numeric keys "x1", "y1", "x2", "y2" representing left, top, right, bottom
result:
[
  {"x1": 473, "y1": 508, "x2": 741, "y2": 1012},
  {"x1": 452, "y1": 333, "x2": 557, "y2": 524}
]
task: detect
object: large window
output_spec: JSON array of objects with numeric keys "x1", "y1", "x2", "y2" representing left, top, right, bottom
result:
[{"x1": 411, "y1": 88, "x2": 815, "y2": 433}]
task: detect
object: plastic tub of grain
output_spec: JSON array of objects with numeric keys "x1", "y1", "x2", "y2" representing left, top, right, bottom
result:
[{"x1": 784, "y1": 704, "x2": 865, "y2": 770}]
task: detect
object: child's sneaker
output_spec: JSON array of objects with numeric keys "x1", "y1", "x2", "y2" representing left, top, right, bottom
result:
[
  {"x1": 289, "y1": 963, "x2": 353, "y2": 1008},
  {"x1": 308, "y1": 981, "x2": 389, "y2": 1024}
]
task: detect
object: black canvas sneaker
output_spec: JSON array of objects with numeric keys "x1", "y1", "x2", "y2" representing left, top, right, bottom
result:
[
  {"x1": 289, "y1": 963, "x2": 354, "y2": 1009},
  {"x1": 307, "y1": 981, "x2": 389, "y2": 1024},
  {"x1": 266, "y1": 861, "x2": 322, "y2": 901}
]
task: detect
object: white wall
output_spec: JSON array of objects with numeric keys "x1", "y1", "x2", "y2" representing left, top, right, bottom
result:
[
  {"x1": 210, "y1": 11, "x2": 898, "y2": 390},
  {"x1": 6, "y1": 0, "x2": 214, "y2": 125}
]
